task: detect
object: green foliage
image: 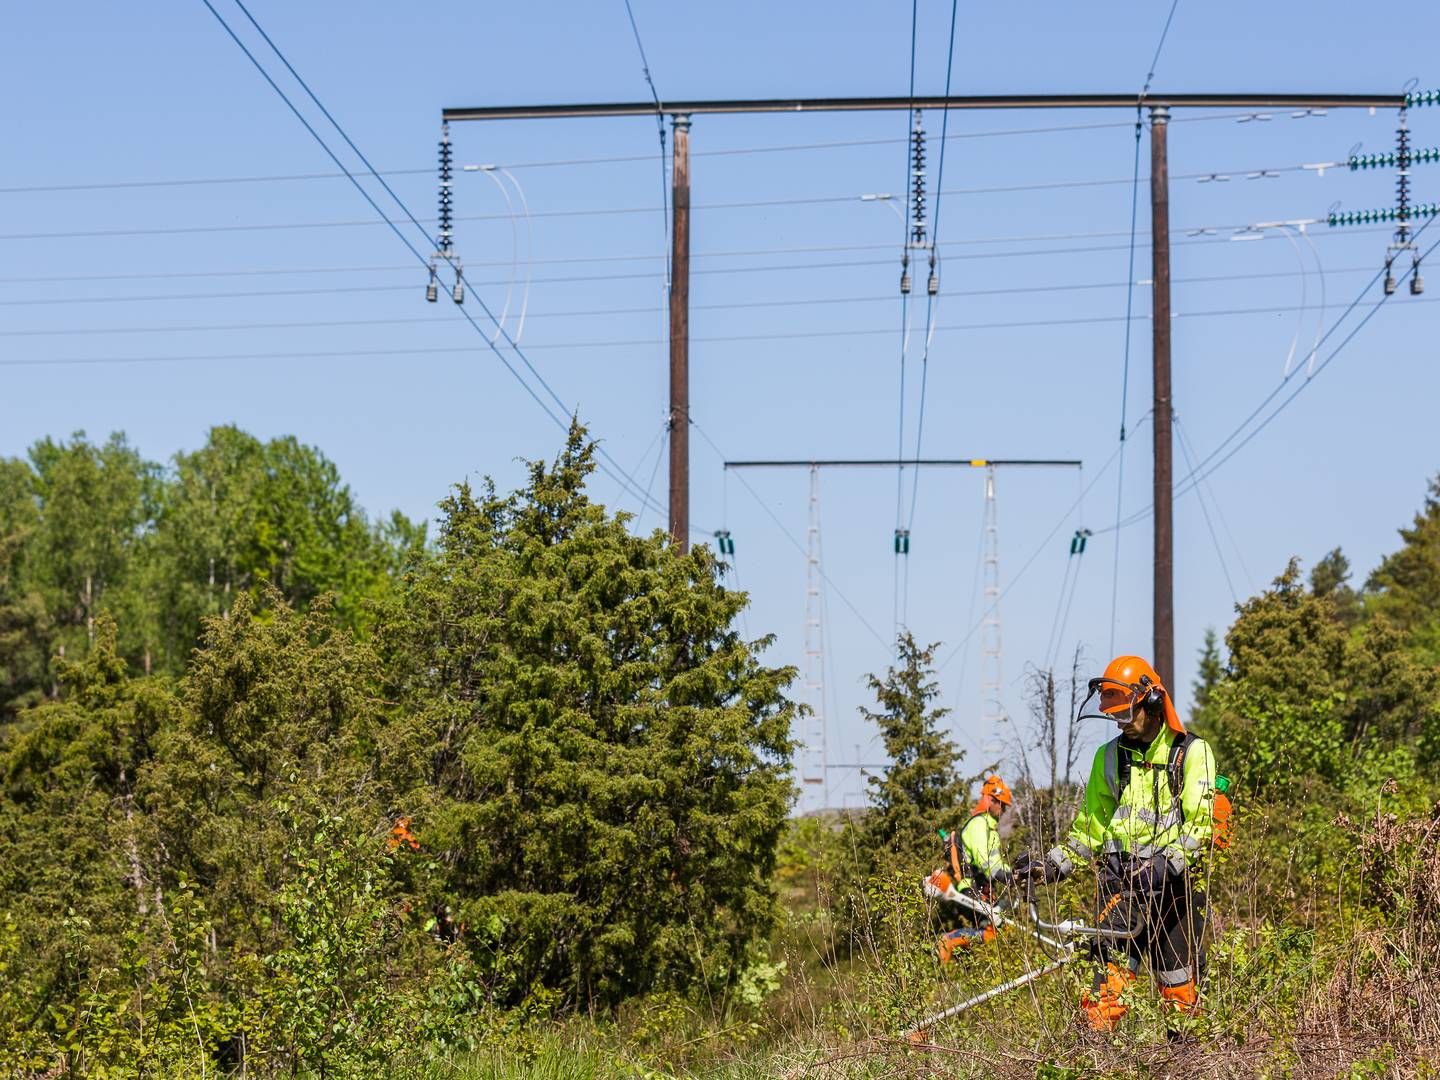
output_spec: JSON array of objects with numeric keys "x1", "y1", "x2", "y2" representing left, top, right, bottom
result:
[
  {"x1": 1190, "y1": 626, "x2": 1224, "y2": 724},
  {"x1": 0, "y1": 426, "x2": 420, "y2": 720},
  {"x1": 1311, "y1": 546, "x2": 1364, "y2": 627},
  {"x1": 859, "y1": 633, "x2": 964, "y2": 862},
  {"x1": 380, "y1": 422, "x2": 796, "y2": 1009},
  {"x1": 1204, "y1": 559, "x2": 1440, "y2": 793},
  {"x1": 1367, "y1": 473, "x2": 1440, "y2": 663}
]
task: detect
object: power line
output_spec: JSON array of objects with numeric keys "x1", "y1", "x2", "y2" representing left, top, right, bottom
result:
[
  {"x1": 0, "y1": 107, "x2": 1325, "y2": 195},
  {"x1": 690, "y1": 422, "x2": 891, "y2": 652},
  {"x1": 0, "y1": 219, "x2": 1383, "y2": 285},
  {"x1": 1174, "y1": 414, "x2": 1238, "y2": 604},
  {"x1": 13, "y1": 293, "x2": 1434, "y2": 366},
  {"x1": 198, "y1": 0, "x2": 667, "y2": 518},
  {"x1": 936, "y1": 412, "x2": 1153, "y2": 674},
  {"x1": 0, "y1": 163, "x2": 1343, "y2": 243},
  {"x1": 618, "y1": 0, "x2": 671, "y2": 286},
  {"x1": 1100, "y1": 217, "x2": 1440, "y2": 535},
  {"x1": 903, "y1": 0, "x2": 964, "y2": 560},
  {"x1": 5, "y1": 265, "x2": 1380, "y2": 339},
  {"x1": 0, "y1": 256, "x2": 1376, "y2": 312}
]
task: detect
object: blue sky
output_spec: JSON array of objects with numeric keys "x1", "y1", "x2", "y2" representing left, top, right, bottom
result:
[{"x1": 4, "y1": 1, "x2": 1438, "y2": 810}]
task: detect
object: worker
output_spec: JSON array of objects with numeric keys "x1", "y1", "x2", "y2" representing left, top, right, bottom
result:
[
  {"x1": 1016, "y1": 655, "x2": 1217, "y2": 1029},
  {"x1": 931, "y1": 774, "x2": 1013, "y2": 964}
]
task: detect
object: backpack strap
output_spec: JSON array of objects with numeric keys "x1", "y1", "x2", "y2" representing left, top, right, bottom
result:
[
  {"x1": 1166, "y1": 732, "x2": 1196, "y2": 806},
  {"x1": 1111, "y1": 731, "x2": 1196, "y2": 810}
]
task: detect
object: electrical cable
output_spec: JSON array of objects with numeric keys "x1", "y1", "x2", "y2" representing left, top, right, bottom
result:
[
  {"x1": 893, "y1": 0, "x2": 921, "y2": 642},
  {"x1": 691, "y1": 422, "x2": 891, "y2": 652},
  {"x1": 18, "y1": 294, "x2": 1435, "y2": 366},
  {"x1": 936, "y1": 412, "x2": 1152, "y2": 673},
  {"x1": 635, "y1": 425, "x2": 670, "y2": 533},
  {"x1": 1174, "y1": 414, "x2": 1238, "y2": 604},
  {"x1": 200, "y1": 0, "x2": 668, "y2": 518},
  {"x1": 900, "y1": 0, "x2": 963, "y2": 619},
  {"x1": 1178, "y1": 419, "x2": 1254, "y2": 594},
  {"x1": 0, "y1": 162, "x2": 1344, "y2": 242},
  {"x1": 1099, "y1": 214, "x2": 1439, "y2": 534},
  {"x1": 1108, "y1": 0, "x2": 1182, "y2": 654},
  {"x1": 0, "y1": 106, "x2": 1339, "y2": 195},
  {"x1": 4, "y1": 266, "x2": 1383, "y2": 337},
  {"x1": 0, "y1": 246, "x2": 1382, "y2": 296}
]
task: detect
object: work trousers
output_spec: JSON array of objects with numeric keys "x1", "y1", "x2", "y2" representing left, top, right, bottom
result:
[
  {"x1": 938, "y1": 885, "x2": 996, "y2": 942},
  {"x1": 1089, "y1": 861, "x2": 1207, "y2": 989}
]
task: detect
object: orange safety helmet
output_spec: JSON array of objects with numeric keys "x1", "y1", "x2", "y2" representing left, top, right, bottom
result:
[
  {"x1": 1091, "y1": 654, "x2": 1185, "y2": 734},
  {"x1": 974, "y1": 774, "x2": 1013, "y2": 815}
]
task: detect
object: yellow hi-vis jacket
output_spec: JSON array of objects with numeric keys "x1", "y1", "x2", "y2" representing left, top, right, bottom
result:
[
  {"x1": 1046, "y1": 729, "x2": 1217, "y2": 879},
  {"x1": 956, "y1": 809, "x2": 1009, "y2": 892}
]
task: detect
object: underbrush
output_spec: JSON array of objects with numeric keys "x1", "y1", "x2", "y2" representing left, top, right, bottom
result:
[{"x1": 8, "y1": 797, "x2": 1440, "y2": 1077}]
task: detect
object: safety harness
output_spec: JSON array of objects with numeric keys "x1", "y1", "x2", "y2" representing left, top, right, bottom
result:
[{"x1": 1111, "y1": 730, "x2": 1196, "y2": 814}]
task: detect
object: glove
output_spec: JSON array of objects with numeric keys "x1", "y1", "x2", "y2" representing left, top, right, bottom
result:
[
  {"x1": 1130, "y1": 853, "x2": 1172, "y2": 893},
  {"x1": 1013, "y1": 851, "x2": 1055, "y2": 884}
]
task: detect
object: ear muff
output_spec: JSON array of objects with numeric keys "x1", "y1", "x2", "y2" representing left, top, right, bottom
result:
[{"x1": 1137, "y1": 675, "x2": 1165, "y2": 714}]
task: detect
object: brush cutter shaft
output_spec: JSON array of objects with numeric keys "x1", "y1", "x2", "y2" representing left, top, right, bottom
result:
[
  {"x1": 951, "y1": 890, "x2": 1069, "y2": 951},
  {"x1": 1028, "y1": 902, "x2": 1140, "y2": 942},
  {"x1": 906, "y1": 955, "x2": 1076, "y2": 1033}
]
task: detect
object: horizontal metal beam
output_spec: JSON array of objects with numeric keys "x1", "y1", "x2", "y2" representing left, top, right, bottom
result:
[
  {"x1": 445, "y1": 92, "x2": 1404, "y2": 122},
  {"x1": 723, "y1": 458, "x2": 1082, "y2": 469}
]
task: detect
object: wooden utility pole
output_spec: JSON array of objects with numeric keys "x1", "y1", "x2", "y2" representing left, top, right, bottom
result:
[
  {"x1": 668, "y1": 114, "x2": 691, "y2": 552},
  {"x1": 1149, "y1": 104, "x2": 1174, "y2": 686}
]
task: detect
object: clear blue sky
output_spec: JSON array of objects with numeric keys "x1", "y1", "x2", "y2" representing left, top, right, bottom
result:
[{"x1": 4, "y1": 1, "x2": 1438, "y2": 810}]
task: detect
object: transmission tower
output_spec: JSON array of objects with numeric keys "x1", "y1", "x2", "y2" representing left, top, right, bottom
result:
[
  {"x1": 980, "y1": 466, "x2": 1005, "y2": 727},
  {"x1": 802, "y1": 465, "x2": 828, "y2": 806}
]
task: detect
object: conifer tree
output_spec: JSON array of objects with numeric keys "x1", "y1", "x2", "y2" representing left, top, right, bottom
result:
[
  {"x1": 380, "y1": 422, "x2": 796, "y2": 1007},
  {"x1": 1191, "y1": 627, "x2": 1224, "y2": 722},
  {"x1": 860, "y1": 633, "x2": 965, "y2": 861},
  {"x1": 1367, "y1": 474, "x2": 1440, "y2": 662}
]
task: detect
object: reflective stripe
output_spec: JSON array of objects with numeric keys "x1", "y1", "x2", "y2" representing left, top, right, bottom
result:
[
  {"x1": 1103, "y1": 741, "x2": 1120, "y2": 799},
  {"x1": 1178, "y1": 835, "x2": 1202, "y2": 852},
  {"x1": 1112, "y1": 802, "x2": 1181, "y2": 830},
  {"x1": 1101, "y1": 839, "x2": 1126, "y2": 855},
  {"x1": 1133, "y1": 843, "x2": 1162, "y2": 859},
  {"x1": 1066, "y1": 838, "x2": 1094, "y2": 861},
  {"x1": 1158, "y1": 966, "x2": 1193, "y2": 987}
]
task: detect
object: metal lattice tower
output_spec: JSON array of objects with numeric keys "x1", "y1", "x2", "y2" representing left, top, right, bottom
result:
[
  {"x1": 980, "y1": 467, "x2": 1005, "y2": 727},
  {"x1": 801, "y1": 465, "x2": 828, "y2": 804}
]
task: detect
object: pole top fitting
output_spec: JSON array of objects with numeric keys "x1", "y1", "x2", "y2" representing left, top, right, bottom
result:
[
  {"x1": 671, "y1": 112, "x2": 692, "y2": 130},
  {"x1": 1149, "y1": 103, "x2": 1171, "y2": 123}
]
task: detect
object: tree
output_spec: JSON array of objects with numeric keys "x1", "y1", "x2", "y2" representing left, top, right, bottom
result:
[
  {"x1": 26, "y1": 433, "x2": 157, "y2": 663},
  {"x1": 1191, "y1": 627, "x2": 1224, "y2": 723},
  {"x1": 380, "y1": 422, "x2": 796, "y2": 1008},
  {"x1": 1204, "y1": 560, "x2": 1351, "y2": 791},
  {"x1": 1367, "y1": 474, "x2": 1440, "y2": 663},
  {"x1": 0, "y1": 459, "x2": 49, "y2": 721},
  {"x1": 1310, "y1": 547, "x2": 1363, "y2": 627},
  {"x1": 145, "y1": 426, "x2": 418, "y2": 672},
  {"x1": 860, "y1": 633, "x2": 966, "y2": 861}
]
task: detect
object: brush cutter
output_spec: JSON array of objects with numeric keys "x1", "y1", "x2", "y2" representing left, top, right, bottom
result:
[{"x1": 903, "y1": 884, "x2": 1139, "y2": 1039}]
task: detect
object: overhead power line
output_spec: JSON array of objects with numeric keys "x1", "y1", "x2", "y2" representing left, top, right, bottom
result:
[
  {"x1": 10, "y1": 293, "x2": 1434, "y2": 367},
  {"x1": 0, "y1": 162, "x2": 1343, "y2": 242},
  {"x1": 0, "y1": 107, "x2": 1331, "y2": 195},
  {"x1": 197, "y1": 0, "x2": 668, "y2": 519},
  {"x1": 4, "y1": 265, "x2": 1375, "y2": 334}
]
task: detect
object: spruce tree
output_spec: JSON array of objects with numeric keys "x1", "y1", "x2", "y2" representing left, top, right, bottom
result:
[
  {"x1": 860, "y1": 633, "x2": 965, "y2": 861},
  {"x1": 1367, "y1": 474, "x2": 1440, "y2": 662},
  {"x1": 1191, "y1": 627, "x2": 1224, "y2": 722}
]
